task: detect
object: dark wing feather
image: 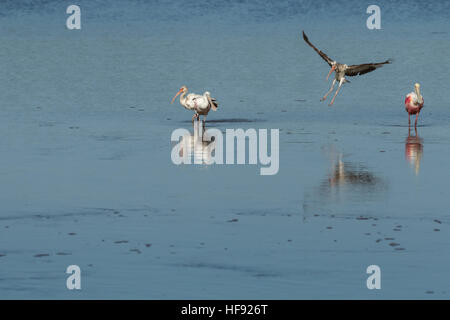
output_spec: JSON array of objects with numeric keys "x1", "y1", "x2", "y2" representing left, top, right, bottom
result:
[
  {"x1": 345, "y1": 60, "x2": 391, "y2": 77},
  {"x1": 302, "y1": 31, "x2": 334, "y2": 67},
  {"x1": 208, "y1": 95, "x2": 218, "y2": 111}
]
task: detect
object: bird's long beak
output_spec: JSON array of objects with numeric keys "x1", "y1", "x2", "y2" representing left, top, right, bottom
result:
[
  {"x1": 326, "y1": 65, "x2": 336, "y2": 80},
  {"x1": 171, "y1": 89, "x2": 183, "y2": 104},
  {"x1": 414, "y1": 83, "x2": 421, "y2": 96}
]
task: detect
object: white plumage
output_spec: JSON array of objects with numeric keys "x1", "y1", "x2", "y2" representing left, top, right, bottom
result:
[{"x1": 171, "y1": 86, "x2": 219, "y2": 124}]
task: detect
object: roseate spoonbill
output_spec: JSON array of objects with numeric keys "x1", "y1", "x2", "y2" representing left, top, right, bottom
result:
[
  {"x1": 302, "y1": 31, "x2": 391, "y2": 106},
  {"x1": 171, "y1": 86, "x2": 218, "y2": 125},
  {"x1": 405, "y1": 83, "x2": 424, "y2": 127}
]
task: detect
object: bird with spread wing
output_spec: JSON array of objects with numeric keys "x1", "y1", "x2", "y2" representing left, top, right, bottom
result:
[{"x1": 302, "y1": 31, "x2": 391, "y2": 106}]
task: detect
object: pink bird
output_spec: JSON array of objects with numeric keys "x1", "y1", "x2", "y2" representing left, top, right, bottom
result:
[{"x1": 405, "y1": 83, "x2": 424, "y2": 127}]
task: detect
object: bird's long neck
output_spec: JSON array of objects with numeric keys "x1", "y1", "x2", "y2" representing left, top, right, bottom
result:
[
  {"x1": 180, "y1": 90, "x2": 187, "y2": 105},
  {"x1": 415, "y1": 87, "x2": 423, "y2": 104}
]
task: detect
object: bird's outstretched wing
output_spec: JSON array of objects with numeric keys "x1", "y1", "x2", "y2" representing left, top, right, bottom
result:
[
  {"x1": 302, "y1": 31, "x2": 334, "y2": 67},
  {"x1": 345, "y1": 60, "x2": 391, "y2": 77}
]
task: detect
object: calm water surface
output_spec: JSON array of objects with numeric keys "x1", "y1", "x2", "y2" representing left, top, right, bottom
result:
[{"x1": 0, "y1": 0, "x2": 449, "y2": 298}]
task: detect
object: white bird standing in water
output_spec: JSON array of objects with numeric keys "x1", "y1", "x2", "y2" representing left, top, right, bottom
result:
[{"x1": 171, "y1": 86, "x2": 219, "y2": 125}]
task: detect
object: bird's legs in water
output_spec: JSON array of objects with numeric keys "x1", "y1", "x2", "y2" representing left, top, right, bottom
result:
[
  {"x1": 408, "y1": 112, "x2": 420, "y2": 128},
  {"x1": 408, "y1": 125, "x2": 418, "y2": 138},
  {"x1": 202, "y1": 115, "x2": 207, "y2": 129},
  {"x1": 192, "y1": 113, "x2": 199, "y2": 123},
  {"x1": 329, "y1": 78, "x2": 344, "y2": 106},
  {"x1": 321, "y1": 79, "x2": 336, "y2": 102},
  {"x1": 201, "y1": 115, "x2": 207, "y2": 141}
]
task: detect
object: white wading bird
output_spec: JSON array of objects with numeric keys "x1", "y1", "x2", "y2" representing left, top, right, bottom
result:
[{"x1": 171, "y1": 86, "x2": 219, "y2": 125}]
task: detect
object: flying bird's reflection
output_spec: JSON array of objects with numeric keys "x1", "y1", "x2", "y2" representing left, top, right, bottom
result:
[
  {"x1": 317, "y1": 146, "x2": 386, "y2": 202},
  {"x1": 325, "y1": 154, "x2": 380, "y2": 191},
  {"x1": 178, "y1": 121, "x2": 216, "y2": 165},
  {"x1": 328, "y1": 155, "x2": 378, "y2": 188},
  {"x1": 405, "y1": 127, "x2": 423, "y2": 175},
  {"x1": 302, "y1": 145, "x2": 388, "y2": 220}
]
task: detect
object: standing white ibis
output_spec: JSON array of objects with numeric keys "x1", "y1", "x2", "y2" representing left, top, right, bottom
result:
[
  {"x1": 302, "y1": 31, "x2": 391, "y2": 106},
  {"x1": 405, "y1": 83, "x2": 424, "y2": 127},
  {"x1": 171, "y1": 86, "x2": 218, "y2": 125}
]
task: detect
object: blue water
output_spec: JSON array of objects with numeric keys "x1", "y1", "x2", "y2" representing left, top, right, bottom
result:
[{"x1": 0, "y1": 0, "x2": 450, "y2": 299}]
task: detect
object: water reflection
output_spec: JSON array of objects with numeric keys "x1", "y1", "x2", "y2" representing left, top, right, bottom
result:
[
  {"x1": 178, "y1": 121, "x2": 216, "y2": 164},
  {"x1": 312, "y1": 146, "x2": 387, "y2": 205},
  {"x1": 405, "y1": 127, "x2": 423, "y2": 176},
  {"x1": 302, "y1": 146, "x2": 387, "y2": 220},
  {"x1": 320, "y1": 153, "x2": 384, "y2": 200}
]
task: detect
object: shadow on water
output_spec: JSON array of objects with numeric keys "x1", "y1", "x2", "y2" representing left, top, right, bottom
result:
[
  {"x1": 405, "y1": 127, "x2": 423, "y2": 176},
  {"x1": 180, "y1": 118, "x2": 265, "y2": 124},
  {"x1": 381, "y1": 123, "x2": 431, "y2": 128}
]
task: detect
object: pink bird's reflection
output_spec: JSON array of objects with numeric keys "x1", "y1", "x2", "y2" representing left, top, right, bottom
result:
[{"x1": 405, "y1": 127, "x2": 423, "y2": 175}]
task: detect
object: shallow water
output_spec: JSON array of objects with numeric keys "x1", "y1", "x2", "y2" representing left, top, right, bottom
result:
[{"x1": 0, "y1": 0, "x2": 450, "y2": 299}]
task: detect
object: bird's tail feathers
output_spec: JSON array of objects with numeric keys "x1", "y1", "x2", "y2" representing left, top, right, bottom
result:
[
  {"x1": 211, "y1": 100, "x2": 219, "y2": 111},
  {"x1": 208, "y1": 96, "x2": 219, "y2": 111}
]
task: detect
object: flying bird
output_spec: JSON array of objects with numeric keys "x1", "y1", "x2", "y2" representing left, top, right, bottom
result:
[
  {"x1": 171, "y1": 86, "x2": 218, "y2": 125},
  {"x1": 302, "y1": 31, "x2": 391, "y2": 106},
  {"x1": 404, "y1": 83, "x2": 424, "y2": 127}
]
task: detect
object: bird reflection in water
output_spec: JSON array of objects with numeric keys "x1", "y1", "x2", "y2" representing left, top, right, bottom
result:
[
  {"x1": 302, "y1": 147, "x2": 386, "y2": 220},
  {"x1": 405, "y1": 127, "x2": 423, "y2": 175},
  {"x1": 319, "y1": 147, "x2": 385, "y2": 201},
  {"x1": 178, "y1": 121, "x2": 216, "y2": 165},
  {"x1": 327, "y1": 155, "x2": 378, "y2": 187}
]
